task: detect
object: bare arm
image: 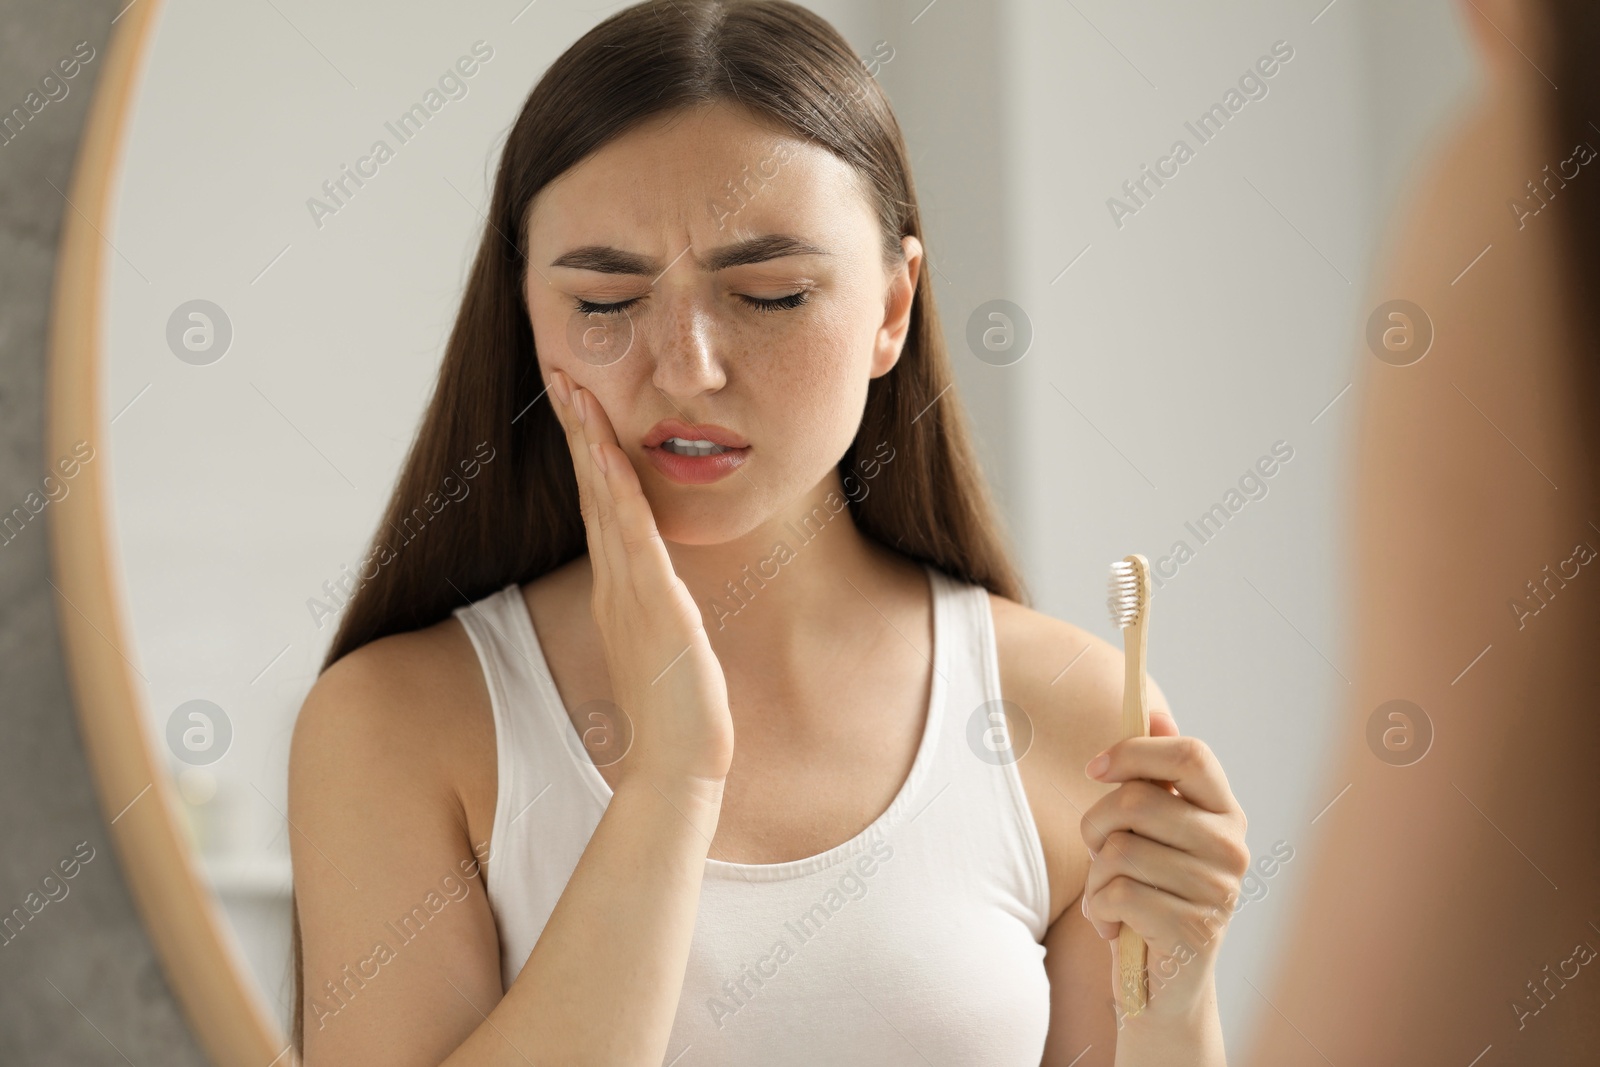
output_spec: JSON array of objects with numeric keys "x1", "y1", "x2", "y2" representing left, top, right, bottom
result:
[
  {"x1": 1243, "y1": 53, "x2": 1600, "y2": 1064},
  {"x1": 290, "y1": 643, "x2": 724, "y2": 1066},
  {"x1": 1030, "y1": 632, "x2": 1131, "y2": 1067},
  {"x1": 1041, "y1": 884, "x2": 1119, "y2": 1066},
  {"x1": 994, "y1": 605, "x2": 1240, "y2": 1066},
  {"x1": 294, "y1": 367, "x2": 737, "y2": 1065}
]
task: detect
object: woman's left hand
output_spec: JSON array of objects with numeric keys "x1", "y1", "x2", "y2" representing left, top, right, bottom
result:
[{"x1": 1079, "y1": 709, "x2": 1250, "y2": 1023}]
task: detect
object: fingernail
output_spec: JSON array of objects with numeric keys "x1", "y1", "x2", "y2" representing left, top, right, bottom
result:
[
  {"x1": 1086, "y1": 752, "x2": 1110, "y2": 778},
  {"x1": 1081, "y1": 893, "x2": 1088, "y2": 919},
  {"x1": 588, "y1": 441, "x2": 608, "y2": 474},
  {"x1": 550, "y1": 371, "x2": 571, "y2": 407},
  {"x1": 575, "y1": 390, "x2": 589, "y2": 426}
]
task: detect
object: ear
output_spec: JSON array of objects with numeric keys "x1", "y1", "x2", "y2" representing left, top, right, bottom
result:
[
  {"x1": 1456, "y1": 0, "x2": 1553, "y2": 88},
  {"x1": 870, "y1": 234, "x2": 923, "y2": 379}
]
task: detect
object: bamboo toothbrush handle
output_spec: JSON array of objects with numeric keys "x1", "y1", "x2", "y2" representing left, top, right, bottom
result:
[{"x1": 1118, "y1": 605, "x2": 1151, "y2": 1016}]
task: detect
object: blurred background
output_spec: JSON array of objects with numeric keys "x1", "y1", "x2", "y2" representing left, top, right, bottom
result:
[{"x1": 1, "y1": 0, "x2": 1475, "y2": 1061}]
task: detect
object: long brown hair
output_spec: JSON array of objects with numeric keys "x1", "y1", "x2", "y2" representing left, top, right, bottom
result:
[
  {"x1": 290, "y1": 0, "x2": 1025, "y2": 1050},
  {"x1": 1547, "y1": 0, "x2": 1600, "y2": 441}
]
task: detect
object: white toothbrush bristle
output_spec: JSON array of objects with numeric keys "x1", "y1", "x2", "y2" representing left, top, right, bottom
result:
[{"x1": 1107, "y1": 559, "x2": 1144, "y2": 628}]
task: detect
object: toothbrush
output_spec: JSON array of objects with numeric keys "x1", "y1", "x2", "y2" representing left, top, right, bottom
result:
[{"x1": 1106, "y1": 553, "x2": 1152, "y2": 1017}]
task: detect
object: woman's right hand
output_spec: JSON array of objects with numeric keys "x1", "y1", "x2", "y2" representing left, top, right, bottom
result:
[{"x1": 545, "y1": 367, "x2": 736, "y2": 796}]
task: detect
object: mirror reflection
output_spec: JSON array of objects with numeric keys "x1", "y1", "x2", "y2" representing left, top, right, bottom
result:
[{"x1": 95, "y1": 0, "x2": 1597, "y2": 1063}]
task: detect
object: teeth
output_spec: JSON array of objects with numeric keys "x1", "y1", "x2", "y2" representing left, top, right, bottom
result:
[{"x1": 661, "y1": 436, "x2": 731, "y2": 457}]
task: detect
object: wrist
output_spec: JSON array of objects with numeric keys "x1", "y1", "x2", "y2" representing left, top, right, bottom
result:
[
  {"x1": 1115, "y1": 978, "x2": 1224, "y2": 1065},
  {"x1": 616, "y1": 769, "x2": 726, "y2": 816}
]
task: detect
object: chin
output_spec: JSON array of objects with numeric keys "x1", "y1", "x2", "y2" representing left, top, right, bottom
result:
[
  {"x1": 646, "y1": 491, "x2": 768, "y2": 548},
  {"x1": 652, "y1": 513, "x2": 758, "y2": 548}
]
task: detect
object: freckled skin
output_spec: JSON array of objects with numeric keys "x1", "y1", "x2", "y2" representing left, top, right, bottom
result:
[{"x1": 524, "y1": 101, "x2": 900, "y2": 547}]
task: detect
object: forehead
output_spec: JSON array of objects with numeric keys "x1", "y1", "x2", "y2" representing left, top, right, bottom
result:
[{"x1": 526, "y1": 103, "x2": 875, "y2": 252}]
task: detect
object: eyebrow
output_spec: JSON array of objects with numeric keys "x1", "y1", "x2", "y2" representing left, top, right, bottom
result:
[{"x1": 549, "y1": 233, "x2": 831, "y2": 276}]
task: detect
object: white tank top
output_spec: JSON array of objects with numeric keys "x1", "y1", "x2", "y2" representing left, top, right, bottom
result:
[{"x1": 452, "y1": 562, "x2": 1054, "y2": 1064}]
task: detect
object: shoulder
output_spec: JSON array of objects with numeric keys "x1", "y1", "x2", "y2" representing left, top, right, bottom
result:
[
  {"x1": 289, "y1": 609, "x2": 495, "y2": 836},
  {"x1": 288, "y1": 612, "x2": 507, "y2": 1057},
  {"x1": 984, "y1": 590, "x2": 1173, "y2": 923},
  {"x1": 986, "y1": 591, "x2": 1172, "y2": 763}
]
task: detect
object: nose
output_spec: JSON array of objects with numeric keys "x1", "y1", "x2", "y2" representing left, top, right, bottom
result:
[{"x1": 648, "y1": 292, "x2": 727, "y2": 400}]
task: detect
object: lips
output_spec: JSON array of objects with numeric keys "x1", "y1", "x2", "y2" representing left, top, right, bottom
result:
[{"x1": 642, "y1": 418, "x2": 749, "y2": 449}]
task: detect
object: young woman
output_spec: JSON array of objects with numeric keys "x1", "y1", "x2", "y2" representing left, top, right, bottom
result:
[{"x1": 287, "y1": 2, "x2": 1249, "y2": 1064}]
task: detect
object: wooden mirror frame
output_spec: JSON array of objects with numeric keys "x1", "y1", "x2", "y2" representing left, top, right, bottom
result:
[{"x1": 46, "y1": 1, "x2": 289, "y2": 1063}]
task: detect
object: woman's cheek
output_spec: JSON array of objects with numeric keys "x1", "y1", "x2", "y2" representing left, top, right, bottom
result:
[
  {"x1": 780, "y1": 344, "x2": 857, "y2": 428},
  {"x1": 816, "y1": 373, "x2": 876, "y2": 476}
]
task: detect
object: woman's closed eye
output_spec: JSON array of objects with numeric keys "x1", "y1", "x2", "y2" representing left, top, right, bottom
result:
[{"x1": 571, "y1": 289, "x2": 811, "y2": 316}]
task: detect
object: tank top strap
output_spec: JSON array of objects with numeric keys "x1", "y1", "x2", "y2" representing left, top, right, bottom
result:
[
  {"x1": 451, "y1": 582, "x2": 609, "y2": 857},
  {"x1": 919, "y1": 566, "x2": 1053, "y2": 941}
]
